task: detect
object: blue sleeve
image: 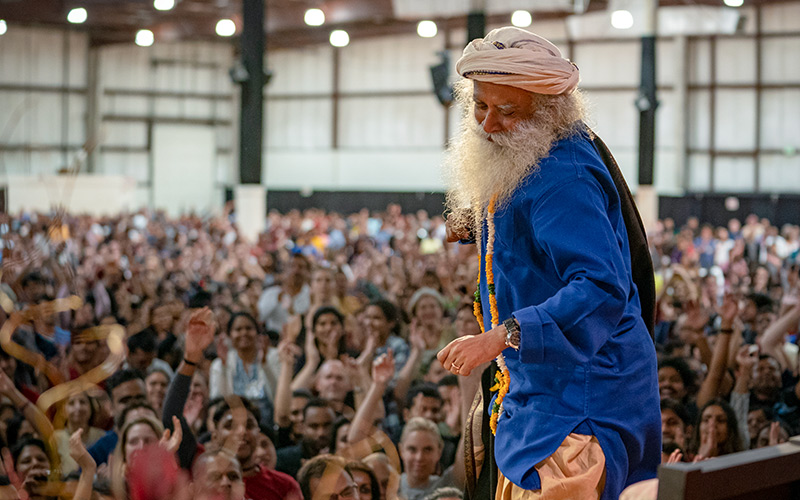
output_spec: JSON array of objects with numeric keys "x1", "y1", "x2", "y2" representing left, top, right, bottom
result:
[
  {"x1": 513, "y1": 177, "x2": 630, "y2": 365},
  {"x1": 87, "y1": 431, "x2": 118, "y2": 466}
]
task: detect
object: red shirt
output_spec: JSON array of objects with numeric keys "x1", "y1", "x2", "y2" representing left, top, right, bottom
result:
[{"x1": 244, "y1": 466, "x2": 302, "y2": 500}]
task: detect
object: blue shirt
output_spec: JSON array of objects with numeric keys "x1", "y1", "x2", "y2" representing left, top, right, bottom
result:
[
  {"x1": 88, "y1": 430, "x2": 118, "y2": 466},
  {"x1": 478, "y1": 130, "x2": 661, "y2": 499}
]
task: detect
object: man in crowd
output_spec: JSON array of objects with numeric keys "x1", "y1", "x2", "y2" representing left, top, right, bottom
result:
[
  {"x1": 88, "y1": 368, "x2": 148, "y2": 465},
  {"x1": 297, "y1": 455, "x2": 358, "y2": 500},
  {"x1": 276, "y1": 398, "x2": 336, "y2": 478},
  {"x1": 438, "y1": 26, "x2": 660, "y2": 499}
]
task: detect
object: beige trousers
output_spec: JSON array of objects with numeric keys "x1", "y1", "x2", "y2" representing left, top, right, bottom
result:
[{"x1": 495, "y1": 434, "x2": 607, "y2": 500}]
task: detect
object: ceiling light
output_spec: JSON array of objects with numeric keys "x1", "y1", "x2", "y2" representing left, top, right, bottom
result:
[
  {"x1": 611, "y1": 10, "x2": 634, "y2": 30},
  {"x1": 330, "y1": 30, "x2": 349, "y2": 47},
  {"x1": 417, "y1": 20, "x2": 437, "y2": 38},
  {"x1": 135, "y1": 29, "x2": 154, "y2": 47},
  {"x1": 67, "y1": 7, "x2": 87, "y2": 24},
  {"x1": 0, "y1": 20, "x2": 6, "y2": 36},
  {"x1": 304, "y1": 8, "x2": 325, "y2": 26},
  {"x1": 511, "y1": 10, "x2": 532, "y2": 28},
  {"x1": 153, "y1": 0, "x2": 175, "y2": 11},
  {"x1": 216, "y1": 19, "x2": 236, "y2": 37},
  {"x1": 723, "y1": 0, "x2": 744, "y2": 6}
]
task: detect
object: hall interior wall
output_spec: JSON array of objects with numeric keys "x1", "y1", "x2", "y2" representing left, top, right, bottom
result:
[{"x1": 1, "y1": 2, "x2": 799, "y2": 214}]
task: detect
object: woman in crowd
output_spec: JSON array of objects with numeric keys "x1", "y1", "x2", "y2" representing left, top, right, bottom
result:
[
  {"x1": 209, "y1": 312, "x2": 278, "y2": 426},
  {"x1": 363, "y1": 299, "x2": 409, "y2": 375},
  {"x1": 689, "y1": 399, "x2": 743, "y2": 461},
  {"x1": 346, "y1": 461, "x2": 381, "y2": 500},
  {"x1": 54, "y1": 392, "x2": 105, "y2": 474},
  {"x1": 145, "y1": 367, "x2": 171, "y2": 418}
]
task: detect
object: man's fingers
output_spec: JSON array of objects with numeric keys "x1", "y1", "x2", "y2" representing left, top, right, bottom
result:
[{"x1": 437, "y1": 345, "x2": 451, "y2": 363}]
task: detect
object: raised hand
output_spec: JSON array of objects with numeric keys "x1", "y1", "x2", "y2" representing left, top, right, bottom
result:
[
  {"x1": 408, "y1": 319, "x2": 427, "y2": 353},
  {"x1": 735, "y1": 344, "x2": 759, "y2": 373},
  {"x1": 0, "y1": 447, "x2": 23, "y2": 493},
  {"x1": 683, "y1": 300, "x2": 710, "y2": 333},
  {"x1": 666, "y1": 449, "x2": 683, "y2": 464},
  {"x1": 159, "y1": 416, "x2": 183, "y2": 455},
  {"x1": 356, "y1": 329, "x2": 377, "y2": 372},
  {"x1": 372, "y1": 351, "x2": 395, "y2": 388},
  {"x1": 282, "y1": 315, "x2": 303, "y2": 344},
  {"x1": 0, "y1": 370, "x2": 17, "y2": 396},
  {"x1": 216, "y1": 334, "x2": 229, "y2": 366},
  {"x1": 696, "y1": 423, "x2": 718, "y2": 461},
  {"x1": 185, "y1": 307, "x2": 216, "y2": 363},
  {"x1": 68, "y1": 428, "x2": 96, "y2": 469},
  {"x1": 0, "y1": 371, "x2": 25, "y2": 407},
  {"x1": 719, "y1": 294, "x2": 739, "y2": 325},
  {"x1": 277, "y1": 340, "x2": 302, "y2": 366},
  {"x1": 768, "y1": 421, "x2": 782, "y2": 446},
  {"x1": 341, "y1": 356, "x2": 363, "y2": 391},
  {"x1": 304, "y1": 329, "x2": 320, "y2": 365}
]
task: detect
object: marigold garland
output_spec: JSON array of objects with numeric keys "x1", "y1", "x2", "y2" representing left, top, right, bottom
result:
[{"x1": 471, "y1": 195, "x2": 510, "y2": 435}]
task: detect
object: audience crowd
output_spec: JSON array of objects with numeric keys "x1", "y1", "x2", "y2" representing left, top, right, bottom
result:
[{"x1": 0, "y1": 206, "x2": 798, "y2": 500}]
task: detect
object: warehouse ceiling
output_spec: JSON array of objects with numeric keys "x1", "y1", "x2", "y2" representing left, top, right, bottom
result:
[{"x1": 0, "y1": 0, "x2": 788, "y2": 48}]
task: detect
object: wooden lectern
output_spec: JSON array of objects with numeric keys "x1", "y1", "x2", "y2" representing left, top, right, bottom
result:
[{"x1": 657, "y1": 436, "x2": 800, "y2": 499}]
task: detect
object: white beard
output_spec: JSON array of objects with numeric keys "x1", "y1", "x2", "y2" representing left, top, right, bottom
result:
[{"x1": 444, "y1": 111, "x2": 563, "y2": 213}]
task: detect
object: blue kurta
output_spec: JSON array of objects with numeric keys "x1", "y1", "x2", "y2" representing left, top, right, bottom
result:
[{"x1": 479, "y1": 129, "x2": 661, "y2": 499}]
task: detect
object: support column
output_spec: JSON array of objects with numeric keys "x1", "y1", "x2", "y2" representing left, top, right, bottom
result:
[
  {"x1": 675, "y1": 35, "x2": 688, "y2": 192},
  {"x1": 235, "y1": 0, "x2": 266, "y2": 241},
  {"x1": 85, "y1": 47, "x2": 101, "y2": 173},
  {"x1": 636, "y1": 0, "x2": 659, "y2": 232}
]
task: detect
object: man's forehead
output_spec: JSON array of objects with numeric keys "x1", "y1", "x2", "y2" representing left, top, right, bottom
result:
[
  {"x1": 472, "y1": 80, "x2": 533, "y2": 106},
  {"x1": 114, "y1": 379, "x2": 145, "y2": 396},
  {"x1": 221, "y1": 408, "x2": 257, "y2": 423},
  {"x1": 306, "y1": 406, "x2": 334, "y2": 421},
  {"x1": 320, "y1": 360, "x2": 345, "y2": 374},
  {"x1": 414, "y1": 393, "x2": 441, "y2": 405}
]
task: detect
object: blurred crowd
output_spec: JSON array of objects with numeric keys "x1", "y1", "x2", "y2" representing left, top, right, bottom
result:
[{"x1": 0, "y1": 205, "x2": 798, "y2": 500}]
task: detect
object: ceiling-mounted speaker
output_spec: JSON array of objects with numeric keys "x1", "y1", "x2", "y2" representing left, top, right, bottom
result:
[{"x1": 430, "y1": 51, "x2": 453, "y2": 106}]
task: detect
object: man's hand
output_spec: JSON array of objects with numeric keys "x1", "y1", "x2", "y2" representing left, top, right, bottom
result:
[
  {"x1": 437, "y1": 326, "x2": 507, "y2": 376},
  {"x1": 445, "y1": 210, "x2": 474, "y2": 243},
  {"x1": 185, "y1": 307, "x2": 215, "y2": 363}
]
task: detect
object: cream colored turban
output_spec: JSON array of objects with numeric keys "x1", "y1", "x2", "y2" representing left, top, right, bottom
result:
[{"x1": 455, "y1": 26, "x2": 579, "y2": 95}]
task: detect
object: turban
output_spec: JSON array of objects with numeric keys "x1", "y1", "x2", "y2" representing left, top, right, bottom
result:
[{"x1": 455, "y1": 26, "x2": 579, "y2": 95}]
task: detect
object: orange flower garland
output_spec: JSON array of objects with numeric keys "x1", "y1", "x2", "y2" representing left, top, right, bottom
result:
[{"x1": 471, "y1": 195, "x2": 510, "y2": 435}]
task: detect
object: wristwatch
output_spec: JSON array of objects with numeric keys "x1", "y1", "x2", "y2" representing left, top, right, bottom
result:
[{"x1": 503, "y1": 318, "x2": 520, "y2": 350}]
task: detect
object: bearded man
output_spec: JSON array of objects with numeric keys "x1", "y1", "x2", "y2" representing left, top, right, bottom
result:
[{"x1": 437, "y1": 27, "x2": 661, "y2": 500}]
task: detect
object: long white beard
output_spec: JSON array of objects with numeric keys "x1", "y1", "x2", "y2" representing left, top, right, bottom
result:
[{"x1": 444, "y1": 113, "x2": 562, "y2": 213}]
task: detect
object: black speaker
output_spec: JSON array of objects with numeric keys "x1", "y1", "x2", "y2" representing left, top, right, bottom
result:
[
  {"x1": 467, "y1": 11, "x2": 485, "y2": 43},
  {"x1": 430, "y1": 52, "x2": 453, "y2": 106}
]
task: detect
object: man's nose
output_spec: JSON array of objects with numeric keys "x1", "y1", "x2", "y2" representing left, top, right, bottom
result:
[{"x1": 482, "y1": 110, "x2": 503, "y2": 134}]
